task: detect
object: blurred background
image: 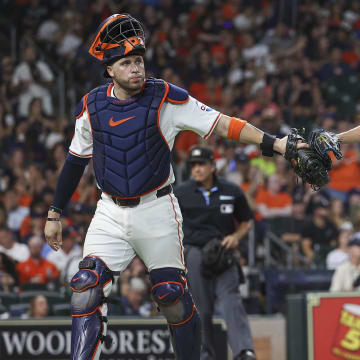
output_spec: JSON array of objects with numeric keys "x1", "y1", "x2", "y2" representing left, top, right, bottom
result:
[{"x1": 1, "y1": 0, "x2": 360, "y2": 357}]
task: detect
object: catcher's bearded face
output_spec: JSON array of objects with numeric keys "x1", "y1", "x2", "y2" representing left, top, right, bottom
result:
[
  {"x1": 106, "y1": 55, "x2": 145, "y2": 93},
  {"x1": 191, "y1": 161, "x2": 216, "y2": 184}
]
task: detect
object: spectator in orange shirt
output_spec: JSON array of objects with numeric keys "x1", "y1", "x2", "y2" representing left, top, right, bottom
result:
[
  {"x1": 16, "y1": 235, "x2": 58, "y2": 285},
  {"x1": 255, "y1": 174, "x2": 292, "y2": 221},
  {"x1": 327, "y1": 144, "x2": 360, "y2": 201}
]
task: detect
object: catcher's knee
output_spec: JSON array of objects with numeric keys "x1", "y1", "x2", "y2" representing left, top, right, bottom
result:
[
  {"x1": 70, "y1": 256, "x2": 114, "y2": 316},
  {"x1": 150, "y1": 267, "x2": 197, "y2": 325}
]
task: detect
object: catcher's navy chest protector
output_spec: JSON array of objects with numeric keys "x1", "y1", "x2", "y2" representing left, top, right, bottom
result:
[{"x1": 82, "y1": 78, "x2": 186, "y2": 198}]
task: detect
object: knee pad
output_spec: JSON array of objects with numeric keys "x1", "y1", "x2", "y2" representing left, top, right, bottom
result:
[
  {"x1": 150, "y1": 267, "x2": 195, "y2": 324},
  {"x1": 70, "y1": 256, "x2": 116, "y2": 360},
  {"x1": 150, "y1": 268, "x2": 201, "y2": 360}
]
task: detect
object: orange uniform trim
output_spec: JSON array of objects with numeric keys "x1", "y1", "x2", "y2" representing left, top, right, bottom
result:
[
  {"x1": 75, "y1": 92, "x2": 89, "y2": 119},
  {"x1": 169, "y1": 304, "x2": 197, "y2": 326},
  {"x1": 72, "y1": 305, "x2": 100, "y2": 318},
  {"x1": 227, "y1": 117, "x2": 247, "y2": 141},
  {"x1": 71, "y1": 278, "x2": 112, "y2": 317},
  {"x1": 69, "y1": 149, "x2": 93, "y2": 158},
  {"x1": 167, "y1": 97, "x2": 189, "y2": 104},
  {"x1": 106, "y1": 83, "x2": 114, "y2": 97},
  {"x1": 204, "y1": 113, "x2": 221, "y2": 139},
  {"x1": 107, "y1": 81, "x2": 146, "y2": 98},
  {"x1": 169, "y1": 194, "x2": 185, "y2": 267},
  {"x1": 157, "y1": 81, "x2": 170, "y2": 149},
  {"x1": 81, "y1": 93, "x2": 93, "y2": 138}
]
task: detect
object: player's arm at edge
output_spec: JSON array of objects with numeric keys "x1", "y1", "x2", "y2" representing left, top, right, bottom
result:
[
  {"x1": 45, "y1": 154, "x2": 89, "y2": 250},
  {"x1": 50, "y1": 154, "x2": 89, "y2": 214},
  {"x1": 338, "y1": 125, "x2": 360, "y2": 144},
  {"x1": 214, "y1": 114, "x2": 289, "y2": 155}
]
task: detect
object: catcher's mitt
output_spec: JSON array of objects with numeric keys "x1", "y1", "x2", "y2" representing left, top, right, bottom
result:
[
  {"x1": 308, "y1": 129, "x2": 342, "y2": 167},
  {"x1": 285, "y1": 129, "x2": 330, "y2": 190},
  {"x1": 201, "y1": 238, "x2": 234, "y2": 278}
]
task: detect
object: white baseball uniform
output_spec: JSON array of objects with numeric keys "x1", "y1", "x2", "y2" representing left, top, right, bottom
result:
[{"x1": 69, "y1": 84, "x2": 221, "y2": 272}]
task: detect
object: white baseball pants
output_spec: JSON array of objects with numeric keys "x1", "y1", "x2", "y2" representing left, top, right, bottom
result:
[{"x1": 83, "y1": 191, "x2": 185, "y2": 272}]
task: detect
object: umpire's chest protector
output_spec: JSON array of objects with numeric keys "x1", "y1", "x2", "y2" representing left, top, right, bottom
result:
[{"x1": 86, "y1": 78, "x2": 174, "y2": 198}]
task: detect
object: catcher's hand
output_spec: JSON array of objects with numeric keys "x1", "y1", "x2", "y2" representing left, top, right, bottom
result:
[
  {"x1": 285, "y1": 128, "x2": 330, "y2": 190},
  {"x1": 44, "y1": 219, "x2": 62, "y2": 251},
  {"x1": 309, "y1": 129, "x2": 342, "y2": 167}
]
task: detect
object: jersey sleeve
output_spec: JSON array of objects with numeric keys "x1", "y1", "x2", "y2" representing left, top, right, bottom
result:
[
  {"x1": 69, "y1": 95, "x2": 93, "y2": 158},
  {"x1": 172, "y1": 96, "x2": 221, "y2": 139}
]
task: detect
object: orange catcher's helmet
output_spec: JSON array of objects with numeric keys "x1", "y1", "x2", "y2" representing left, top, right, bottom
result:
[{"x1": 88, "y1": 14, "x2": 145, "y2": 67}]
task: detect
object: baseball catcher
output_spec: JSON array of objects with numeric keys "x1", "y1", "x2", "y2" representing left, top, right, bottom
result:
[
  {"x1": 45, "y1": 11, "x2": 313, "y2": 360},
  {"x1": 284, "y1": 128, "x2": 337, "y2": 190}
]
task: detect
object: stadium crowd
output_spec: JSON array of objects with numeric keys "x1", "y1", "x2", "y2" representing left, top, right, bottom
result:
[{"x1": 1, "y1": 0, "x2": 360, "y2": 317}]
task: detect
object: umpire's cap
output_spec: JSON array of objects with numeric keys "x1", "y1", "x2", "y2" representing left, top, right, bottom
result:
[
  {"x1": 188, "y1": 146, "x2": 214, "y2": 163},
  {"x1": 88, "y1": 14, "x2": 146, "y2": 77}
]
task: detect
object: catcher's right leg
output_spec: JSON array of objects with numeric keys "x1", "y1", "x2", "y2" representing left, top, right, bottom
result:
[
  {"x1": 70, "y1": 256, "x2": 116, "y2": 360},
  {"x1": 150, "y1": 267, "x2": 201, "y2": 360}
]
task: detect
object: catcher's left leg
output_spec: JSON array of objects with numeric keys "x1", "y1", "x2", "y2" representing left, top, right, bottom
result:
[
  {"x1": 70, "y1": 256, "x2": 117, "y2": 360},
  {"x1": 150, "y1": 267, "x2": 201, "y2": 360}
]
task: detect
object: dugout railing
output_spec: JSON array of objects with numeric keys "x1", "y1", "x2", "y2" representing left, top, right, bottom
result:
[{"x1": 264, "y1": 230, "x2": 315, "y2": 269}]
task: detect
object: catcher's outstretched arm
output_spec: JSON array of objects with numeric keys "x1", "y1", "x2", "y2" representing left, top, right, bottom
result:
[
  {"x1": 338, "y1": 125, "x2": 360, "y2": 144},
  {"x1": 214, "y1": 114, "x2": 306, "y2": 155}
]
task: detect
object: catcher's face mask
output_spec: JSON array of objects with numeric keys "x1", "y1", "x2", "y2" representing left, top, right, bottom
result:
[{"x1": 88, "y1": 14, "x2": 146, "y2": 77}]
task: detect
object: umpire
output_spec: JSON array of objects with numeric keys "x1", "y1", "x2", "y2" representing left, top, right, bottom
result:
[{"x1": 174, "y1": 146, "x2": 256, "y2": 360}]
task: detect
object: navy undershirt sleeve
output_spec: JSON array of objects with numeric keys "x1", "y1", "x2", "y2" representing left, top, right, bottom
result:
[{"x1": 52, "y1": 153, "x2": 90, "y2": 211}]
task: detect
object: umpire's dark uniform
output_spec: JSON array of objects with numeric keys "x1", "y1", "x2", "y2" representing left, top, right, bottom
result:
[{"x1": 174, "y1": 147, "x2": 255, "y2": 360}]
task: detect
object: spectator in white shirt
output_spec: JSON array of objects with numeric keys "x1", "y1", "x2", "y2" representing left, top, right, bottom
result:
[
  {"x1": 11, "y1": 45, "x2": 54, "y2": 117},
  {"x1": 326, "y1": 222, "x2": 353, "y2": 270},
  {"x1": 0, "y1": 226, "x2": 29, "y2": 262},
  {"x1": 330, "y1": 234, "x2": 360, "y2": 292}
]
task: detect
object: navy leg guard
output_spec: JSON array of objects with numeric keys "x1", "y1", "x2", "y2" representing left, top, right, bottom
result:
[
  {"x1": 150, "y1": 268, "x2": 201, "y2": 360},
  {"x1": 70, "y1": 256, "x2": 114, "y2": 360}
]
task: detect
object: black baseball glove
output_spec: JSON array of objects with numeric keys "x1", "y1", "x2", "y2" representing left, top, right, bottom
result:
[
  {"x1": 201, "y1": 238, "x2": 234, "y2": 279},
  {"x1": 285, "y1": 128, "x2": 330, "y2": 190},
  {"x1": 308, "y1": 129, "x2": 342, "y2": 166}
]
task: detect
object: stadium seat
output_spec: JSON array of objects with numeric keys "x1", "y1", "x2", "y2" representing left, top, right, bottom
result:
[
  {"x1": 0, "y1": 292, "x2": 18, "y2": 307},
  {"x1": 10, "y1": 303, "x2": 30, "y2": 317},
  {"x1": 0, "y1": 303, "x2": 8, "y2": 314},
  {"x1": 19, "y1": 283, "x2": 48, "y2": 291},
  {"x1": 19, "y1": 290, "x2": 65, "y2": 305},
  {"x1": 52, "y1": 303, "x2": 71, "y2": 316}
]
